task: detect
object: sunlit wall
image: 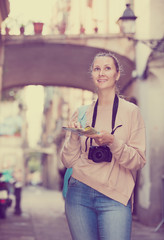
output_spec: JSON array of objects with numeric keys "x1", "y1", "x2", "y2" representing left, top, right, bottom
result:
[{"x1": 2, "y1": 0, "x2": 126, "y2": 35}]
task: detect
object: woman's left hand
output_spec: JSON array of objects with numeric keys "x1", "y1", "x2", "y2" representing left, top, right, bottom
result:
[{"x1": 85, "y1": 131, "x2": 114, "y2": 146}]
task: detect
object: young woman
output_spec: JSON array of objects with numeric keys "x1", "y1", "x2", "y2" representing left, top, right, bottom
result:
[{"x1": 61, "y1": 52, "x2": 146, "y2": 240}]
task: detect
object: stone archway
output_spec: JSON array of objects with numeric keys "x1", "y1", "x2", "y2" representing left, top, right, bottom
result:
[{"x1": 2, "y1": 40, "x2": 135, "y2": 92}]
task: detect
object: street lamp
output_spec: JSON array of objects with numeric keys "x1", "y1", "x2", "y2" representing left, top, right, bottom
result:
[
  {"x1": 117, "y1": 3, "x2": 137, "y2": 35},
  {"x1": 117, "y1": 3, "x2": 164, "y2": 53}
]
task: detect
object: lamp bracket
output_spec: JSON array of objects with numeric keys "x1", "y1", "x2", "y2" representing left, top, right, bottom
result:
[{"x1": 127, "y1": 37, "x2": 164, "y2": 52}]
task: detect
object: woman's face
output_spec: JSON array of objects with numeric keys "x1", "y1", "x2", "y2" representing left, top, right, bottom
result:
[{"x1": 91, "y1": 56, "x2": 120, "y2": 91}]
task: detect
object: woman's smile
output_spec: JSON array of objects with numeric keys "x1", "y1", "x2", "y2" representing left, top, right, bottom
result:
[{"x1": 97, "y1": 78, "x2": 108, "y2": 83}]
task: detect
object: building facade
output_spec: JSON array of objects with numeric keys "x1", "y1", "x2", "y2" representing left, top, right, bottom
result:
[
  {"x1": 0, "y1": 0, "x2": 9, "y2": 99},
  {"x1": 131, "y1": 0, "x2": 164, "y2": 226}
]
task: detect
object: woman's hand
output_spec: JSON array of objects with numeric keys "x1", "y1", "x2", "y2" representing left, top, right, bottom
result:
[
  {"x1": 85, "y1": 131, "x2": 114, "y2": 146},
  {"x1": 68, "y1": 114, "x2": 81, "y2": 140}
]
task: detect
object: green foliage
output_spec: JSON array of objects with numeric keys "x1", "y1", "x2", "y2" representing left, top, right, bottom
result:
[
  {"x1": 1, "y1": 88, "x2": 22, "y2": 101},
  {"x1": 28, "y1": 155, "x2": 41, "y2": 173}
]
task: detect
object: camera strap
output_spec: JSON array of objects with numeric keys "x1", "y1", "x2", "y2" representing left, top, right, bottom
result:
[{"x1": 85, "y1": 94, "x2": 122, "y2": 151}]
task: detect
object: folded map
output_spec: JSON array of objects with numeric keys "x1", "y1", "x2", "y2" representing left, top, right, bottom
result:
[{"x1": 62, "y1": 126, "x2": 99, "y2": 136}]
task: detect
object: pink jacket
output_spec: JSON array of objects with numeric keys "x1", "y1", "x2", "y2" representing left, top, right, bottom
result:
[{"x1": 61, "y1": 97, "x2": 146, "y2": 206}]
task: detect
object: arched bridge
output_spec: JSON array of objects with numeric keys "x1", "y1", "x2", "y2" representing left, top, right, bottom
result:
[{"x1": 2, "y1": 35, "x2": 135, "y2": 93}]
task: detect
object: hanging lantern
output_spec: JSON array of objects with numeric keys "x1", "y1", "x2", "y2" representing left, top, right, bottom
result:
[{"x1": 117, "y1": 4, "x2": 137, "y2": 34}]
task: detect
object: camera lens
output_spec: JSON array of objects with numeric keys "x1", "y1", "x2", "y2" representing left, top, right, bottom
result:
[
  {"x1": 88, "y1": 145, "x2": 112, "y2": 163},
  {"x1": 95, "y1": 151, "x2": 103, "y2": 159},
  {"x1": 92, "y1": 148, "x2": 104, "y2": 162}
]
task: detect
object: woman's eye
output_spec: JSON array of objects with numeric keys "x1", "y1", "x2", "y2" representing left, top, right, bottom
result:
[
  {"x1": 105, "y1": 66, "x2": 111, "y2": 70},
  {"x1": 93, "y1": 67, "x2": 100, "y2": 71}
]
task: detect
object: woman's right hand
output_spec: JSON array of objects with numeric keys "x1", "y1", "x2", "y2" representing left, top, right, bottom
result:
[{"x1": 68, "y1": 112, "x2": 81, "y2": 140}]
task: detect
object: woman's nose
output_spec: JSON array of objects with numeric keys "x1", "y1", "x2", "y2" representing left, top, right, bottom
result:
[{"x1": 99, "y1": 69, "x2": 105, "y2": 76}]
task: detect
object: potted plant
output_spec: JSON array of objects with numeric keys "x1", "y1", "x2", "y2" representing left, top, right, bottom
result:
[
  {"x1": 80, "y1": 24, "x2": 85, "y2": 34},
  {"x1": 19, "y1": 25, "x2": 25, "y2": 35},
  {"x1": 16, "y1": 17, "x2": 26, "y2": 35},
  {"x1": 94, "y1": 26, "x2": 98, "y2": 33},
  {"x1": 5, "y1": 26, "x2": 10, "y2": 35},
  {"x1": 3, "y1": 16, "x2": 15, "y2": 35},
  {"x1": 93, "y1": 19, "x2": 98, "y2": 34},
  {"x1": 56, "y1": 21, "x2": 66, "y2": 35},
  {"x1": 33, "y1": 22, "x2": 44, "y2": 35}
]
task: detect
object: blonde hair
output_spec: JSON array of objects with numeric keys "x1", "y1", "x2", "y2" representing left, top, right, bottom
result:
[{"x1": 90, "y1": 52, "x2": 120, "y2": 73}]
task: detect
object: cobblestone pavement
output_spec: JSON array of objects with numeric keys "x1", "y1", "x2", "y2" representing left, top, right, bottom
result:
[{"x1": 0, "y1": 186, "x2": 163, "y2": 240}]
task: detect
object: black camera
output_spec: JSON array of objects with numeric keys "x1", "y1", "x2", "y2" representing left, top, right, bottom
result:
[{"x1": 88, "y1": 145, "x2": 112, "y2": 163}]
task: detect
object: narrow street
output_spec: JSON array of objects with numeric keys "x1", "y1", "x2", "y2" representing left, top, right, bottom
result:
[
  {"x1": 0, "y1": 186, "x2": 71, "y2": 240},
  {"x1": 0, "y1": 186, "x2": 163, "y2": 240}
]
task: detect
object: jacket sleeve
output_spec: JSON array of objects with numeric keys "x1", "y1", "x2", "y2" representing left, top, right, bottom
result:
[
  {"x1": 109, "y1": 106, "x2": 146, "y2": 171},
  {"x1": 60, "y1": 110, "x2": 81, "y2": 168}
]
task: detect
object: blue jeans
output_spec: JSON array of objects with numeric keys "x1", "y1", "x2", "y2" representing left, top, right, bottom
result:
[{"x1": 65, "y1": 177, "x2": 132, "y2": 240}]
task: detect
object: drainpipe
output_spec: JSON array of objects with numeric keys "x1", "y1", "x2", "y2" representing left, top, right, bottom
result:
[
  {"x1": 106, "y1": 0, "x2": 109, "y2": 34},
  {"x1": 0, "y1": 0, "x2": 10, "y2": 100},
  {"x1": 0, "y1": 35, "x2": 4, "y2": 101}
]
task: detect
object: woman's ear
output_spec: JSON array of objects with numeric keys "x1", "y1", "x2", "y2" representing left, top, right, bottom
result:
[{"x1": 116, "y1": 71, "x2": 120, "y2": 81}]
